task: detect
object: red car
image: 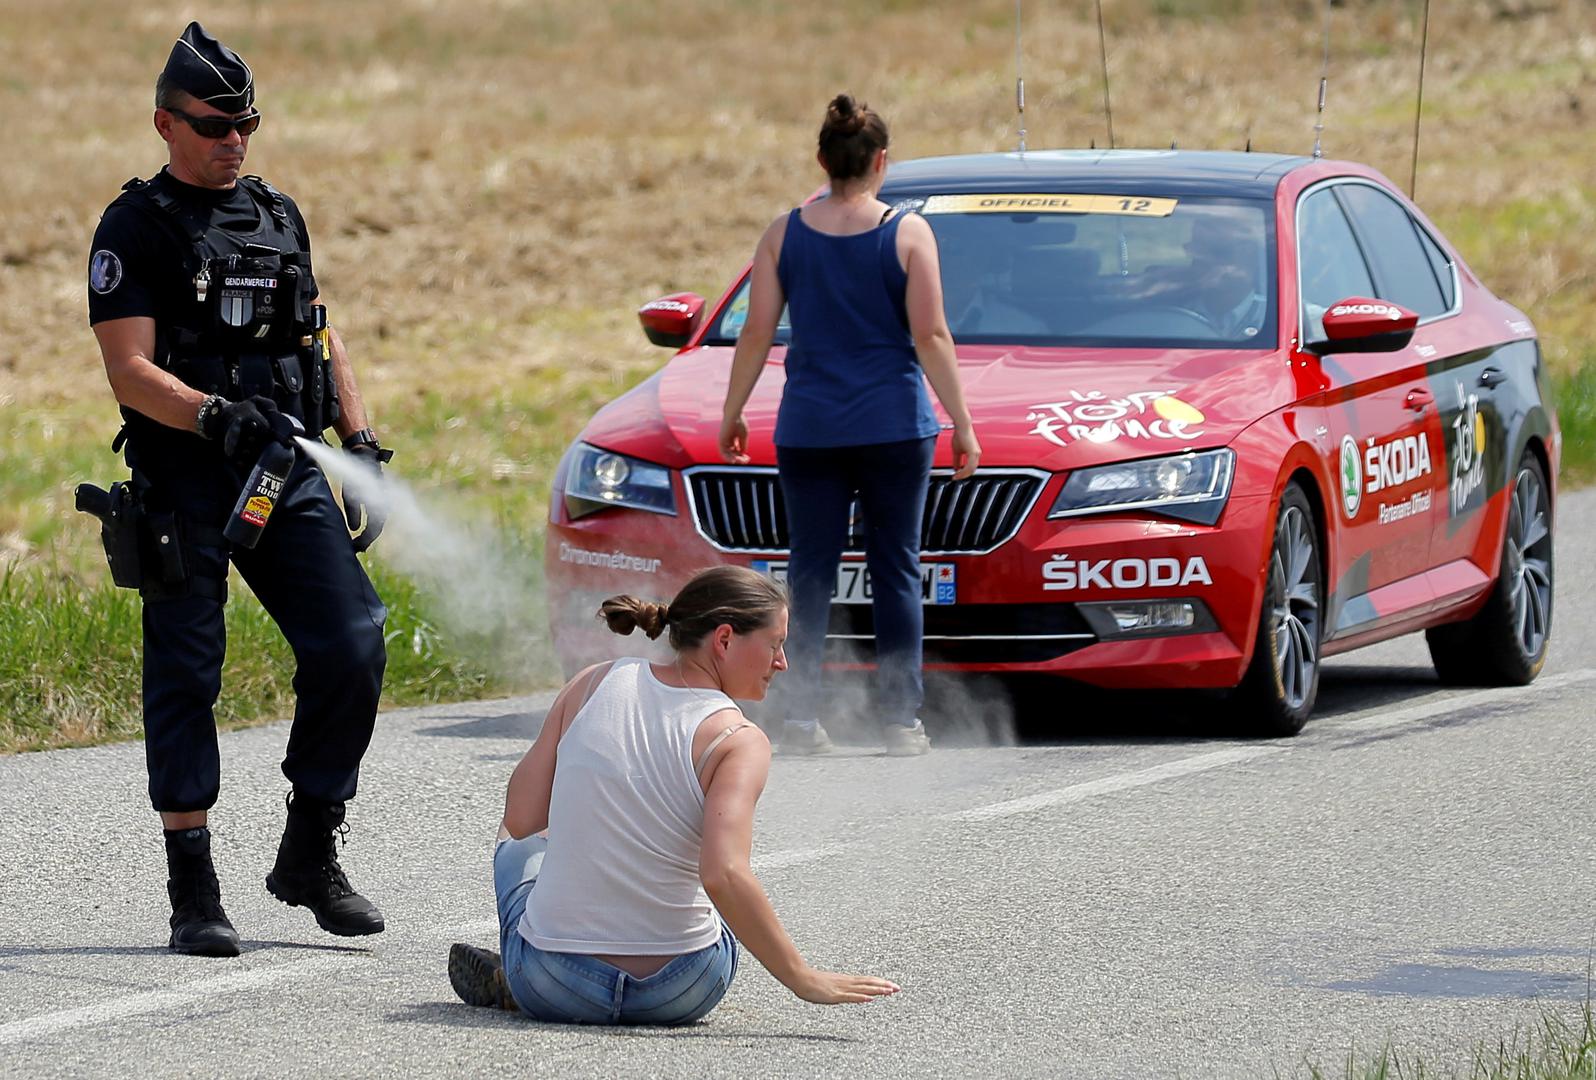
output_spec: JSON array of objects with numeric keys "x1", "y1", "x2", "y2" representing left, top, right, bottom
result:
[{"x1": 546, "y1": 150, "x2": 1557, "y2": 734}]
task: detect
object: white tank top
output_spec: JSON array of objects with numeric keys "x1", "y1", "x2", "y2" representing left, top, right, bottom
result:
[{"x1": 520, "y1": 658, "x2": 739, "y2": 955}]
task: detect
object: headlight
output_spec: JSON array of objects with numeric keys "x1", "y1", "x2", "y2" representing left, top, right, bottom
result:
[
  {"x1": 564, "y1": 443, "x2": 676, "y2": 518},
  {"x1": 1048, "y1": 449, "x2": 1234, "y2": 525}
]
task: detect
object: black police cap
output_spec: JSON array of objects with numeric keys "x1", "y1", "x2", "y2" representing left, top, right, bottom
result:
[{"x1": 161, "y1": 22, "x2": 254, "y2": 113}]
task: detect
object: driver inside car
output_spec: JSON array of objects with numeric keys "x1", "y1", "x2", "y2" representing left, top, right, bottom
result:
[
  {"x1": 1174, "y1": 214, "x2": 1268, "y2": 339},
  {"x1": 1134, "y1": 213, "x2": 1268, "y2": 340}
]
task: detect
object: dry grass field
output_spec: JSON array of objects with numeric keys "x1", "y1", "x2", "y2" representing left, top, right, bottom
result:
[{"x1": 1, "y1": 0, "x2": 1593, "y2": 748}]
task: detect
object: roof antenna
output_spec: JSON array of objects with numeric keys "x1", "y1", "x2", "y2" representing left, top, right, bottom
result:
[
  {"x1": 1014, "y1": 0, "x2": 1027, "y2": 153},
  {"x1": 1312, "y1": 0, "x2": 1333, "y2": 157},
  {"x1": 1409, "y1": 0, "x2": 1433, "y2": 197},
  {"x1": 1095, "y1": 0, "x2": 1116, "y2": 149}
]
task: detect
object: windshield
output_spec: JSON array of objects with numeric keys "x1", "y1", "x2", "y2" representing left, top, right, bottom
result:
[{"x1": 704, "y1": 194, "x2": 1276, "y2": 350}]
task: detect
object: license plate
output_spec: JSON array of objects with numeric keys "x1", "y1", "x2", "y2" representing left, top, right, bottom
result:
[{"x1": 752, "y1": 561, "x2": 956, "y2": 605}]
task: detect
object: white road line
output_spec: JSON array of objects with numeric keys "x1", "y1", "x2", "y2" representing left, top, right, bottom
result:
[
  {"x1": 0, "y1": 956, "x2": 345, "y2": 1047},
  {"x1": 939, "y1": 746, "x2": 1285, "y2": 823},
  {"x1": 941, "y1": 668, "x2": 1596, "y2": 824},
  {"x1": 1329, "y1": 668, "x2": 1596, "y2": 735}
]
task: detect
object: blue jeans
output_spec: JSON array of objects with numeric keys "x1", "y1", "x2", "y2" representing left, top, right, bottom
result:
[
  {"x1": 776, "y1": 436, "x2": 936, "y2": 728},
  {"x1": 492, "y1": 834, "x2": 738, "y2": 1025}
]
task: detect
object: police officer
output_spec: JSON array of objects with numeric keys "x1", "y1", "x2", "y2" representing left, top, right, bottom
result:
[{"x1": 87, "y1": 23, "x2": 392, "y2": 957}]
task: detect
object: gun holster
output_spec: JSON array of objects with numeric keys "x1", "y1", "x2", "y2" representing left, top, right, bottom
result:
[
  {"x1": 75, "y1": 482, "x2": 216, "y2": 600},
  {"x1": 75, "y1": 481, "x2": 145, "y2": 589}
]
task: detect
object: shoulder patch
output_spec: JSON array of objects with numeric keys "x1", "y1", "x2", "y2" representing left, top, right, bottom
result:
[{"x1": 89, "y1": 250, "x2": 124, "y2": 294}]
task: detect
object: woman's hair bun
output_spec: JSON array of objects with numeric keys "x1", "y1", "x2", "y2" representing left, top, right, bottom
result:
[
  {"x1": 817, "y1": 93, "x2": 887, "y2": 178},
  {"x1": 597, "y1": 595, "x2": 669, "y2": 640},
  {"x1": 826, "y1": 93, "x2": 866, "y2": 135}
]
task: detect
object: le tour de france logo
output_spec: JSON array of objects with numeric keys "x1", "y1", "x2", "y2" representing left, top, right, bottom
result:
[
  {"x1": 1450, "y1": 380, "x2": 1487, "y2": 516},
  {"x1": 1026, "y1": 389, "x2": 1205, "y2": 448}
]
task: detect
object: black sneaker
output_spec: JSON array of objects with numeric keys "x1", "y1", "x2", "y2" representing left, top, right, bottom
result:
[
  {"x1": 265, "y1": 794, "x2": 385, "y2": 937},
  {"x1": 164, "y1": 827, "x2": 241, "y2": 958},
  {"x1": 449, "y1": 943, "x2": 517, "y2": 1010}
]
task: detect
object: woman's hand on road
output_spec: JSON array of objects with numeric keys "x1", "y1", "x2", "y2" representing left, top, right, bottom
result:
[
  {"x1": 951, "y1": 423, "x2": 982, "y2": 480},
  {"x1": 791, "y1": 967, "x2": 901, "y2": 1005},
  {"x1": 720, "y1": 414, "x2": 750, "y2": 464}
]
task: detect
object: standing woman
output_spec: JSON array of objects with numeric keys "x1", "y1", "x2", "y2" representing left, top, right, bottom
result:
[{"x1": 719, "y1": 94, "x2": 980, "y2": 757}]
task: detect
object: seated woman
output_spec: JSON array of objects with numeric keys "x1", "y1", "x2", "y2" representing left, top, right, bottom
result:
[{"x1": 449, "y1": 565, "x2": 900, "y2": 1024}]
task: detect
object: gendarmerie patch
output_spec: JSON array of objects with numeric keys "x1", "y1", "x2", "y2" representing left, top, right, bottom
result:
[
  {"x1": 89, "y1": 250, "x2": 123, "y2": 294},
  {"x1": 219, "y1": 289, "x2": 255, "y2": 327}
]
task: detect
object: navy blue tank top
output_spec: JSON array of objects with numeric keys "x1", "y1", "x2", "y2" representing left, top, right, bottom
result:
[{"x1": 774, "y1": 208, "x2": 940, "y2": 448}]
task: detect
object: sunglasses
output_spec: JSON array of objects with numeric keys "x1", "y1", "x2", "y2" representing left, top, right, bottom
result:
[{"x1": 166, "y1": 107, "x2": 262, "y2": 139}]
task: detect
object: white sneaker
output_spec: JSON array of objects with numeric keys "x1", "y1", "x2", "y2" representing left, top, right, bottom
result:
[
  {"x1": 882, "y1": 720, "x2": 930, "y2": 757},
  {"x1": 779, "y1": 722, "x2": 834, "y2": 756}
]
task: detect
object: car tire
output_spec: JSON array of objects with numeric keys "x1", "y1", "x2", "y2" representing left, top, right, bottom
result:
[
  {"x1": 1236, "y1": 482, "x2": 1323, "y2": 737},
  {"x1": 1425, "y1": 449, "x2": 1553, "y2": 686}
]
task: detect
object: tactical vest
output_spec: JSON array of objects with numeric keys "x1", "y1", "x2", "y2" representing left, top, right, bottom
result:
[{"x1": 113, "y1": 174, "x2": 339, "y2": 441}]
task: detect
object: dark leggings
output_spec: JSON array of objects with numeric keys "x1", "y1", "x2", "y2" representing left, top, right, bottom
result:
[{"x1": 775, "y1": 436, "x2": 935, "y2": 728}]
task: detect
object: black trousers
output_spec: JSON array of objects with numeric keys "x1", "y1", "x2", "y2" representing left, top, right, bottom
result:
[{"x1": 135, "y1": 451, "x2": 387, "y2": 813}]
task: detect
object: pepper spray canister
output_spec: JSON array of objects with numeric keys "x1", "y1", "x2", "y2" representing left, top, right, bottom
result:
[{"x1": 222, "y1": 416, "x2": 305, "y2": 549}]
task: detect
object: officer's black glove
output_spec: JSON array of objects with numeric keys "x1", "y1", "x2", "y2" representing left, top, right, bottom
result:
[
  {"x1": 202, "y1": 396, "x2": 295, "y2": 467},
  {"x1": 341, "y1": 431, "x2": 393, "y2": 553}
]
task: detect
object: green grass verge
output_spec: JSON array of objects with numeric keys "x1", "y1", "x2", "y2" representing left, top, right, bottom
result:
[
  {"x1": 0, "y1": 562, "x2": 143, "y2": 752},
  {"x1": 1299, "y1": 999, "x2": 1595, "y2": 1080},
  {"x1": 0, "y1": 554, "x2": 542, "y2": 755},
  {"x1": 0, "y1": 355, "x2": 654, "y2": 754},
  {"x1": 1552, "y1": 361, "x2": 1596, "y2": 486}
]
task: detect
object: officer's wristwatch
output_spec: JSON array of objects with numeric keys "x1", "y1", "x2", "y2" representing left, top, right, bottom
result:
[
  {"x1": 195, "y1": 394, "x2": 226, "y2": 438},
  {"x1": 342, "y1": 428, "x2": 395, "y2": 464}
]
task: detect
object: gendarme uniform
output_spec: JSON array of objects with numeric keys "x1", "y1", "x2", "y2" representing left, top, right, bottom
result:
[{"x1": 85, "y1": 22, "x2": 389, "y2": 957}]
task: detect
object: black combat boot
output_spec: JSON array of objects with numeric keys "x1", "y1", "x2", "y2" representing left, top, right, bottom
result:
[
  {"x1": 265, "y1": 793, "x2": 385, "y2": 937},
  {"x1": 164, "y1": 826, "x2": 241, "y2": 957}
]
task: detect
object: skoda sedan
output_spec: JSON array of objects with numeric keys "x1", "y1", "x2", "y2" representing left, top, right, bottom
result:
[{"x1": 545, "y1": 150, "x2": 1557, "y2": 734}]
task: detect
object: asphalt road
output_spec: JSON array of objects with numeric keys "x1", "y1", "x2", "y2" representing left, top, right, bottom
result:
[{"x1": 3, "y1": 491, "x2": 1593, "y2": 1080}]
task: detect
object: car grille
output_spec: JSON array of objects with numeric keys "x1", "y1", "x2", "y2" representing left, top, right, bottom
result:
[
  {"x1": 824, "y1": 602, "x2": 1097, "y2": 665},
  {"x1": 685, "y1": 468, "x2": 1046, "y2": 555}
]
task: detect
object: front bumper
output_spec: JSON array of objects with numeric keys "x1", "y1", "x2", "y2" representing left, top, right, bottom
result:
[{"x1": 545, "y1": 478, "x2": 1273, "y2": 690}]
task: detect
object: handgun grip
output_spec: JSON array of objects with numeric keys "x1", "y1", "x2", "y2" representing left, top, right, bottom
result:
[{"x1": 75, "y1": 483, "x2": 111, "y2": 520}]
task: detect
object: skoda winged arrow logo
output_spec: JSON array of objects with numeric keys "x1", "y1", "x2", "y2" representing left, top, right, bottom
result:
[{"x1": 1340, "y1": 435, "x2": 1362, "y2": 519}]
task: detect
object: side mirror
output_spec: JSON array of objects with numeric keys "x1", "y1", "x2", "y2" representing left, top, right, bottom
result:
[
  {"x1": 638, "y1": 292, "x2": 706, "y2": 349},
  {"x1": 1306, "y1": 296, "x2": 1419, "y2": 355}
]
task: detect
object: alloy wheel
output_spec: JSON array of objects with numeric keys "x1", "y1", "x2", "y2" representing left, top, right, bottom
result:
[
  {"x1": 1268, "y1": 504, "x2": 1321, "y2": 711},
  {"x1": 1505, "y1": 465, "x2": 1553, "y2": 660}
]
